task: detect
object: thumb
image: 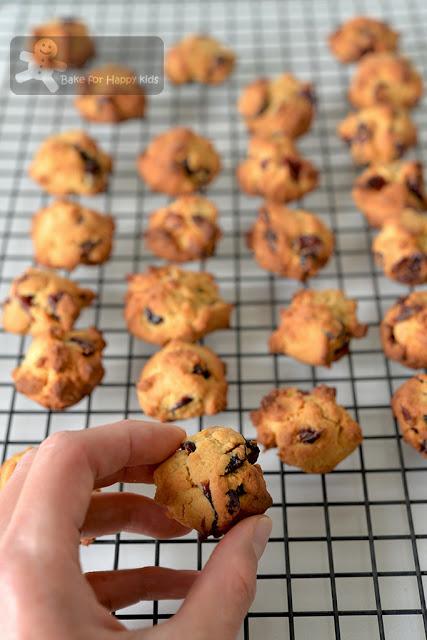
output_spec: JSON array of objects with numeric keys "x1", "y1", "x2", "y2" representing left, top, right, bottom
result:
[{"x1": 165, "y1": 515, "x2": 272, "y2": 640}]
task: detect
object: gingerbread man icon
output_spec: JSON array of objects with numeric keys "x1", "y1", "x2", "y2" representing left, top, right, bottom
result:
[{"x1": 15, "y1": 38, "x2": 66, "y2": 93}]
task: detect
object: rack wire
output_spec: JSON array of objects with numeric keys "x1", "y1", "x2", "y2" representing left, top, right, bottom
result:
[{"x1": 1, "y1": 0, "x2": 427, "y2": 638}]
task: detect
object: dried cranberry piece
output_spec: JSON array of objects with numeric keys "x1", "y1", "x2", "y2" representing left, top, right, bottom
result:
[
  {"x1": 192, "y1": 363, "x2": 211, "y2": 379},
  {"x1": 355, "y1": 123, "x2": 371, "y2": 143},
  {"x1": 80, "y1": 239, "x2": 101, "y2": 259},
  {"x1": 260, "y1": 158, "x2": 270, "y2": 169},
  {"x1": 392, "y1": 253, "x2": 425, "y2": 284},
  {"x1": 225, "y1": 454, "x2": 244, "y2": 475},
  {"x1": 420, "y1": 440, "x2": 427, "y2": 454},
  {"x1": 18, "y1": 294, "x2": 34, "y2": 309},
  {"x1": 364, "y1": 175, "x2": 387, "y2": 190},
  {"x1": 264, "y1": 228, "x2": 278, "y2": 250},
  {"x1": 68, "y1": 336, "x2": 95, "y2": 356},
  {"x1": 300, "y1": 86, "x2": 316, "y2": 105},
  {"x1": 298, "y1": 428, "x2": 321, "y2": 444},
  {"x1": 74, "y1": 146, "x2": 101, "y2": 175},
  {"x1": 170, "y1": 396, "x2": 193, "y2": 412},
  {"x1": 394, "y1": 304, "x2": 422, "y2": 323},
  {"x1": 144, "y1": 307, "x2": 164, "y2": 325},
  {"x1": 200, "y1": 481, "x2": 219, "y2": 537},
  {"x1": 297, "y1": 235, "x2": 323, "y2": 258},
  {"x1": 401, "y1": 406, "x2": 414, "y2": 424},
  {"x1": 180, "y1": 440, "x2": 196, "y2": 454},
  {"x1": 226, "y1": 484, "x2": 245, "y2": 515},
  {"x1": 283, "y1": 157, "x2": 302, "y2": 181},
  {"x1": 406, "y1": 175, "x2": 426, "y2": 203},
  {"x1": 245, "y1": 439, "x2": 260, "y2": 464},
  {"x1": 47, "y1": 291, "x2": 65, "y2": 319}
]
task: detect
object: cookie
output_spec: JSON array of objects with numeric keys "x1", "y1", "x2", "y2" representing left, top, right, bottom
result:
[
  {"x1": 13, "y1": 327, "x2": 105, "y2": 410},
  {"x1": 165, "y1": 34, "x2": 235, "y2": 85},
  {"x1": 352, "y1": 161, "x2": 427, "y2": 228},
  {"x1": 137, "y1": 340, "x2": 227, "y2": 421},
  {"x1": 269, "y1": 288, "x2": 367, "y2": 367},
  {"x1": 144, "y1": 195, "x2": 221, "y2": 262},
  {"x1": 125, "y1": 265, "x2": 232, "y2": 344},
  {"x1": 338, "y1": 106, "x2": 417, "y2": 165},
  {"x1": 380, "y1": 291, "x2": 427, "y2": 369},
  {"x1": 251, "y1": 385, "x2": 363, "y2": 473},
  {"x1": 2, "y1": 267, "x2": 95, "y2": 336},
  {"x1": 328, "y1": 17, "x2": 398, "y2": 64},
  {"x1": 237, "y1": 135, "x2": 319, "y2": 203},
  {"x1": 75, "y1": 64, "x2": 146, "y2": 123},
  {"x1": 153, "y1": 426, "x2": 272, "y2": 538},
  {"x1": 373, "y1": 209, "x2": 427, "y2": 285},
  {"x1": 137, "y1": 127, "x2": 221, "y2": 196},
  {"x1": 348, "y1": 53, "x2": 423, "y2": 109},
  {"x1": 32, "y1": 17, "x2": 95, "y2": 68},
  {"x1": 238, "y1": 73, "x2": 315, "y2": 139},
  {"x1": 0, "y1": 448, "x2": 32, "y2": 490},
  {"x1": 392, "y1": 375, "x2": 427, "y2": 457},
  {"x1": 29, "y1": 130, "x2": 113, "y2": 196},
  {"x1": 32, "y1": 199, "x2": 115, "y2": 271},
  {"x1": 246, "y1": 203, "x2": 334, "y2": 281}
]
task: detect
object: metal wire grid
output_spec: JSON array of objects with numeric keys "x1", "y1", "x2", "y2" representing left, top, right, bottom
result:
[{"x1": 1, "y1": 0, "x2": 427, "y2": 638}]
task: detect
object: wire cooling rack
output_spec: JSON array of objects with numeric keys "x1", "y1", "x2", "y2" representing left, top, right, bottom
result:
[{"x1": 1, "y1": 0, "x2": 427, "y2": 638}]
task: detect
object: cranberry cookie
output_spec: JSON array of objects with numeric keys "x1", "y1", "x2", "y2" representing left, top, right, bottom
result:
[
  {"x1": 165, "y1": 34, "x2": 235, "y2": 85},
  {"x1": 392, "y1": 375, "x2": 427, "y2": 457},
  {"x1": 125, "y1": 265, "x2": 232, "y2": 344},
  {"x1": 269, "y1": 288, "x2": 367, "y2": 367},
  {"x1": 238, "y1": 73, "x2": 315, "y2": 139},
  {"x1": 381, "y1": 292, "x2": 427, "y2": 369},
  {"x1": 32, "y1": 200, "x2": 115, "y2": 271},
  {"x1": 237, "y1": 135, "x2": 319, "y2": 203},
  {"x1": 137, "y1": 127, "x2": 221, "y2": 196},
  {"x1": 247, "y1": 203, "x2": 334, "y2": 280},
  {"x1": 251, "y1": 385, "x2": 363, "y2": 473},
  {"x1": 32, "y1": 17, "x2": 95, "y2": 68},
  {"x1": 154, "y1": 426, "x2": 272, "y2": 538},
  {"x1": 353, "y1": 161, "x2": 427, "y2": 228},
  {"x1": 2, "y1": 268, "x2": 95, "y2": 336},
  {"x1": 328, "y1": 17, "x2": 398, "y2": 63},
  {"x1": 338, "y1": 106, "x2": 417, "y2": 165},
  {"x1": 29, "y1": 130, "x2": 112, "y2": 196},
  {"x1": 144, "y1": 195, "x2": 221, "y2": 262}
]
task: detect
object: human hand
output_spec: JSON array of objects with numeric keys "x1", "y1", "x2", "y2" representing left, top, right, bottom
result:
[{"x1": 0, "y1": 420, "x2": 271, "y2": 640}]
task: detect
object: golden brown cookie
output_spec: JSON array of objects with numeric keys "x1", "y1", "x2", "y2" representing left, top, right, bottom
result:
[
  {"x1": 75, "y1": 64, "x2": 146, "y2": 123},
  {"x1": 238, "y1": 73, "x2": 315, "y2": 139},
  {"x1": 328, "y1": 17, "x2": 399, "y2": 64},
  {"x1": 154, "y1": 426, "x2": 272, "y2": 538},
  {"x1": 0, "y1": 448, "x2": 32, "y2": 490},
  {"x1": 29, "y1": 130, "x2": 113, "y2": 196},
  {"x1": 13, "y1": 327, "x2": 105, "y2": 410},
  {"x1": 380, "y1": 292, "x2": 427, "y2": 369},
  {"x1": 125, "y1": 265, "x2": 232, "y2": 344},
  {"x1": 2, "y1": 268, "x2": 95, "y2": 336},
  {"x1": 352, "y1": 161, "x2": 427, "y2": 228},
  {"x1": 137, "y1": 127, "x2": 221, "y2": 196},
  {"x1": 144, "y1": 195, "x2": 221, "y2": 262},
  {"x1": 338, "y1": 106, "x2": 417, "y2": 165},
  {"x1": 251, "y1": 385, "x2": 363, "y2": 473},
  {"x1": 348, "y1": 53, "x2": 423, "y2": 109},
  {"x1": 32, "y1": 199, "x2": 115, "y2": 271},
  {"x1": 237, "y1": 135, "x2": 319, "y2": 203},
  {"x1": 392, "y1": 375, "x2": 427, "y2": 457},
  {"x1": 269, "y1": 288, "x2": 367, "y2": 367},
  {"x1": 137, "y1": 340, "x2": 227, "y2": 421},
  {"x1": 32, "y1": 17, "x2": 95, "y2": 68},
  {"x1": 246, "y1": 203, "x2": 334, "y2": 281},
  {"x1": 165, "y1": 34, "x2": 235, "y2": 85},
  {"x1": 373, "y1": 209, "x2": 427, "y2": 285}
]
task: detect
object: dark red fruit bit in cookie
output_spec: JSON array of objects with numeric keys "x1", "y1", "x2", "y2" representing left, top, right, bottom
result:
[
  {"x1": 192, "y1": 363, "x2": 211, "y2": 379},
  {"x1": 68, "y1": 336, "x2": 95, "y2": 356},
  {"x1": 245, "y1": 439, "x2": 260, "y2": 464},
  {"x1": 394, "y1": 304, "x2": 422, "y2": 323},
  {"x1": 420, "y1": 440, "x2": 427, "y2": 454},
  {"x1": 401, "y1": 406, "x2": 414, "y2": 424},
  {"x1": 80, "y1": 239, "x2": 101, "y2": 259},
  {"x1": 144, "y1": 307, "x2": 164, "y2": 325},
  {"x1": 406, "y1": 176, "x2": 426, "y2": 203},
  {"x1": 255, "y1": 97, "x2": 269, "y2": 117},
  {"x1": 300, "y1": 86, "x2": 316, "y2": 105},
  {"x1": 283, "y1": 157, "x2": 302, "y2": 181},
  {"x1": 297, "y1": 235, "x2": 323, "y2": 258},
  {"x1": 170, "y1": 395, "x2": 193, "y2": 412},
  {"x1": 18, "y1": 294, "x2": 34, "y2": 309},
  {"x1": 180, "y1": 440, "x2": 196, "y2": 454},
  {"x1": 395, "y1": 143, "x2": 406, "y2": 158},
  {"x1": 225, "y1": 454, "x2": 244, "y2": 475},
  {"x1": 260, "y1": 158, "x2": 270, "y2": 169},
  {"x1": 74, "y1": 146, "x2": 101, "y2": 175},
  {"x1": 364, "y1": 175, "x2": 387, "y2": 190},
  {"x1": 226, "y1": 484, "x2": 245, "y2": 515},
  {"x1": 392, "y1": 253, "x2": 425, "y2": 284},
  {"x1": 298, "y1": 428, "x2": 321, "y2": 444},
  {"x1": 264, "y1": 228, "x2": 278, "y2": 250},
  {"x1": 355, "y1": 123, "x2": 371, "y2": 142},
  {"x1": 47, "y1": 291, "x2": 65, "y2": 318}
]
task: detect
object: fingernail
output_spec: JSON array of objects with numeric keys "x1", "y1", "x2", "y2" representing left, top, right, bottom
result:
[{"x1": 252, "y1": 516, "x2": 272, "y2": 561}]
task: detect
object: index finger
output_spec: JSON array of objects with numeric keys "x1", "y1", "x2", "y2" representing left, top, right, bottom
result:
[{"x1": 6, "y1": 420, "x2": 185, "y2": 550}]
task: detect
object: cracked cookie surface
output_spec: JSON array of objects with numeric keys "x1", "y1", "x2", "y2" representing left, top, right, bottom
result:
[
  {"x1": 381, "y1": 291, "x2": 427, "y2": 369},
  {"x1": 269, "y1": 288, "x2": 367, "y2": 367},
  {"x1": 154, "y1": 426, "x2": 272, "y2": 538},
  {"x1": 165, "y1": 34, "x2": 235, "y2": 85},
  {"x1": 251, "y1": 385, "x2": 363, "y2": 473},
  {"x1": 392, "y1": 375, "x2": 427, "y2": 458},
  {"x1": 328, "y1": 16, "x2": 398, "y2": 63}
]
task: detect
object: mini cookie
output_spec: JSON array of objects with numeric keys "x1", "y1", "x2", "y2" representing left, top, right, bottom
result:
[
  {"x1": 137, "y1": 127, "x2": 221, "y2": 196},
  {"x1": 32, "y1": 199, "x2": 115, "y2": 271},
  {"x1": 348, "y1": 53, "x2": 423, "y2": 109},
  {"x1": 154, "y1": 426, "x2": 272, "y2": 538},
  {"x1": 13, "y1": 327, "x2": 105, "y2": 410},
  {"x1": 328, "y1": 17, "x2": 398, "y2": 63},
  {"x1": 238, "y1": 73, "x2": 315, "y2": 139},
  {"x1": 247, "y1": 203, "x2": 334, "y2": 281},
  {"x1": 137, "y1": 340, "x2": 227, "y2": 421},
  {"x1": 29, "y1": 130, "x2": 112, "y2": 196},
  {"x1": 373, "y1": 209, "x2": 427, "y2": 285},
  {"x1": 251, "y1": 385, "x2": 363, "y2": 473},
  {"x1": 165, "y1": 34, "x2": 235, "y2": 85},
  {"x1": 0, "y1": 448, "x2": 32, "y2": 490},
  {"x1": 125, "y1": 265, "x2": 232, "y2": 344},
  {"x1": 353, "y1": 161, "x2": 427, "y2": 228},
  {"x1": 338, "y1": 106, "x2": 417, "y2": 165},
  {"x1": 32, "y1": 17, "x2": 95, "y2": 68},
  {"x1": 392, "y1": 375, "x2": 427, "y2": 457},
  {"x1": 269, "y1": 289, "x2": 367, "y2": 367},
  {"x1": 380, "y1": 292, "x2": 427, "y2": 369},
  {"x1": 2, "y1": 268, "x2": 95, "y2": 336},
  {"x1": 144, "y1": 195, "x2": 221, "y2": 262},
  {"x1": 75, "y1": 64, "x2": 146, "y2": 123},
  {"x1": 237, "y1": 135, "x2": 319, "y2": 203}
]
